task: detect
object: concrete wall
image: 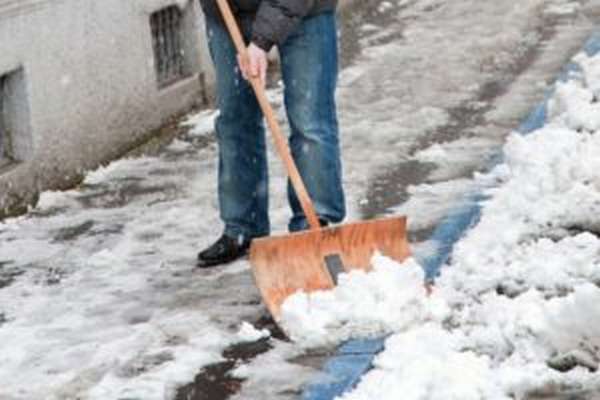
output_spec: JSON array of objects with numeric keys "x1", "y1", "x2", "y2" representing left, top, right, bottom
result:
[{"x1": 0, "y1": 0, "x2": 213, "y2": 216}]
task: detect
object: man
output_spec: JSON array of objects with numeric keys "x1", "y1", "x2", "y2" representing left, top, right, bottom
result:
[{"x1": 196, "y1": 0, "x2": 346, "y2": 268}]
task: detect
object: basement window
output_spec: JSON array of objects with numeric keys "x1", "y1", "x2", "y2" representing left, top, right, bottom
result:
[
  {"x1": 150, "y1": 5, "x2": 191, "y2": 88},
  {"x1": 0, "y1": 68, "x2": 33, "y2": 170},
  {"x1": 0, "y1": 75, "x2": 9, "y2": 168}
]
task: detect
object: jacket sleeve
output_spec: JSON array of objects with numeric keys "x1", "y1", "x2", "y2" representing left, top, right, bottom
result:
[{"x1": 251, "y1": 0, "x2": 315, "y2": 51}]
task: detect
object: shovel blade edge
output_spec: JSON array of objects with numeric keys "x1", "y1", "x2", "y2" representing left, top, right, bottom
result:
[{"x1": 249, "y1": 216, "x2": 411, "y2": 320}]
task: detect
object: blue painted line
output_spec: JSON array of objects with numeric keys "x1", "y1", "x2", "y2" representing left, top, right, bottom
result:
[
  {"x1": 302, "y1": 354, "x2": 374, "y2": 400},
  {"x1": 301, "y1": 339, "x2": 384, "y2": 400},
  {"x1": 421, "y1": 191, "x2": 486, "y2": 282},
  {"x1": 336, "y1": 338, "x2": 385, "y2": 355},
  {"x1": 302, "y1": 31, "x2": 600, "y2": 400},
  {"x1": 424, "y1": 29, "x2": 600, "y2": 281}
]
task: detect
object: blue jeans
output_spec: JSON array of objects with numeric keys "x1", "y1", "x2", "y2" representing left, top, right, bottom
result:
[{"x1": 206, "y1": 12, "x2": 346, "y2": 239}]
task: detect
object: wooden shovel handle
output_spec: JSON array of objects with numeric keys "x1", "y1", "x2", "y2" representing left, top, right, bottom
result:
[{"x1": 215, "y1": 0, "x2": 321, "y2": 230}]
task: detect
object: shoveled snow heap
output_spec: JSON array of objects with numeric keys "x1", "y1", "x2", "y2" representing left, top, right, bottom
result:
[{"x1": 279, "y1": 52, "x2": 600, "y2": 398}]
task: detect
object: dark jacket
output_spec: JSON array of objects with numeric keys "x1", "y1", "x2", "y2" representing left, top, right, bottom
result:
[{"x1": 200, "y1": 0, "x2": 338, "y2": 51}]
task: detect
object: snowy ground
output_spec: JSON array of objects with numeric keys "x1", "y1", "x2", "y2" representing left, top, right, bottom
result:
[
  {"x1": 2, "y1": 0, "x2": 600, "y2": 399},
  {"x1": 284, "y1": 49, "x2": 600, "y2": 400}
]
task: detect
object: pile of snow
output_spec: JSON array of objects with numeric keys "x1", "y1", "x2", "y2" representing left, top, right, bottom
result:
[
  {"x1": 280, "y1": 52, "x2": 600, "y2": 398},
  {"x1": 280, "y1": 255, "x2": 448, "y2": 347}
]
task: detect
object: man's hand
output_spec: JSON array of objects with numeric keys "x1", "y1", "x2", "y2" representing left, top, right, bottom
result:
[{"x1": 237, "y1": 43, "x2": 268, "y2": 88}]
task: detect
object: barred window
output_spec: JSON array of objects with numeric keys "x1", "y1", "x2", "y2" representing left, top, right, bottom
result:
[
  {"x1": 0, "y1": 68, "x2": 32, "y2": 170},
  {"x1": 150, "y1": 5, "x2": 190, "y2": 88},
  {"x1": 0, "y1": 75, "x2": 11, "y2": 168}
]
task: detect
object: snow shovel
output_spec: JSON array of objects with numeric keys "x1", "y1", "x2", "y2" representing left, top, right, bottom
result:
[{"x1": 216, "y1": 0, "x2": 411, "y2": 321}]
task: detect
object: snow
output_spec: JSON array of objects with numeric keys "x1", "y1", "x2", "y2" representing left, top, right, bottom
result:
[
  {"x1": 3, "y1": 0, "x2": 600, "y2": 399},
  {"x1": 0, "y1": 144, "x2": 249, "y2": 399},
  {"x1": 377, "y1": 1, "x2": 394, "y2": 13},
  {"x1": 236, "y1": 321, "x2": 271, "y2": 342},
  {"x1": 279, "y1": 45, "x2": 600, "y2": 398},
  {"x1": 339, "y1": 325, "x2": 506, "y2": 400},
  {"x1": 545, "y1": 2, "x2": 581, "y2": 16},
  {"x1": 181, "y1": 109, "x2": 219, "y2": 137},
  {"x1": 279, "y1": 255, "x2": 449, "y2": 347},
  {"x1": 414, "y1": 143, "x2": 447, "y2": 162},
  {"x1": 393, "y1": 178, "x2": 476, "y2": 233}
]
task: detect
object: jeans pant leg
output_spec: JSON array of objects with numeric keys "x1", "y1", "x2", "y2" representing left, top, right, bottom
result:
[
  {"x1": 279, "y1": 12, "x2": 346, "y2": 232},
  {"x1": 206, "y1": 20, "x2": 270, "y2": 240}
]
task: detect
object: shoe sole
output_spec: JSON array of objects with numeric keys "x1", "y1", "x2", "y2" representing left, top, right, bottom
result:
[{"x1": 195, "y1": 252, "x2": 249, "y2": 269}]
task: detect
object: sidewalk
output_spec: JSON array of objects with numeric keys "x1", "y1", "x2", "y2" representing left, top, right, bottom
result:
[{"x1": 2, "y1": 1, "x2": 600, "y2": 399}]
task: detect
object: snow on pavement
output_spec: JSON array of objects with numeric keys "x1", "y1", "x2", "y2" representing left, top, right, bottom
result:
[
  {"x1": 0, "y1": 151, "x2": 252, "y2": 400},
  {"x1": 2, "y1": 0, "x2": 600, "y2": 399},
  {"x1": 343, "y1": 0, "x2": 600, "y2": 237},
  {"x1": 280, "y1": 48, "x2": 600, "y2": 399}
]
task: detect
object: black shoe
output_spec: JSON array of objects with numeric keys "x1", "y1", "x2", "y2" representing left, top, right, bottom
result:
[{"x1": 196, "y1": 234, "x2": 251, "y2": 268}]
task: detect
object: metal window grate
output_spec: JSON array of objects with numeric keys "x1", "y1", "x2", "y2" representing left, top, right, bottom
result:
[
  {"x1": 0, "y1": 75, "x2": 8, "y2": 166},
  {"x1": 151, "y1": 5, "x2": 189, "y2": 88},
  {"x1": 0, "y1": 68, "x2": 31, "y2": 168}
]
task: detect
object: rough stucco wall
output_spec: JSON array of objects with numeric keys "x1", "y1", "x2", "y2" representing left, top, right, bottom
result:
[{"x1": 0, "y1": 0, "x2": 209, "y2": 216}]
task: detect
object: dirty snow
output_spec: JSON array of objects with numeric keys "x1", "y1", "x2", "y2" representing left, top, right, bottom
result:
[
  {"x1": 2, "y1": 0, "x2": 600, "y2": 399},
  {"x1": 181, "y1": 109, "x2": 220, "y2": 137}
]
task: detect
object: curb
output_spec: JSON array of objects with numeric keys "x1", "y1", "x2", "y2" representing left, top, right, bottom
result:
[{"x1": 301, "y1": 30, "x2": 600, "y2": 400}]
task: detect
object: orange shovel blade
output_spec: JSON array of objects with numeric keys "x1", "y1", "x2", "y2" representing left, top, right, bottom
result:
[{"x1": 249, "y1": 216, "x2": 411, "y2": 320}]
